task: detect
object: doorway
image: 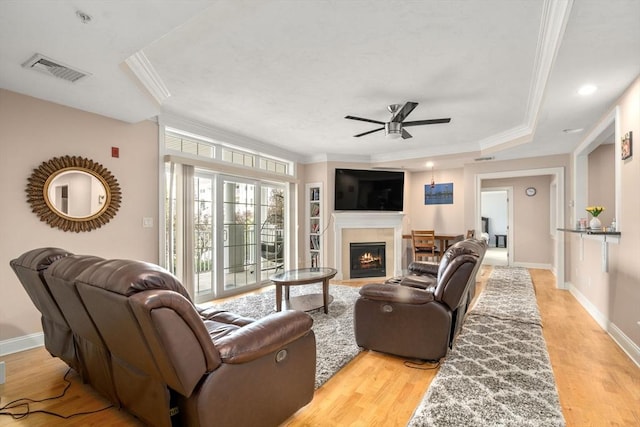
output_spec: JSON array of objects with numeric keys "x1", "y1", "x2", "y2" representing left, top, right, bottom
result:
[
  {"x1": 474, "y1": 167, "x2": 565, "y2": 288},
  {"x1": 481, "y1": 188, "x2": 511, "y2": 266}
]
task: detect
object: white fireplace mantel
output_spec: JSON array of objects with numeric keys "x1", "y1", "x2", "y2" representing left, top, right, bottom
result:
[{"x1": 332, "y1": 212, "x2": 405, "y2": 279}]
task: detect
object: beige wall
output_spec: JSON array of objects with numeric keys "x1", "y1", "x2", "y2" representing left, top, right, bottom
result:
[
  {"x1": 483, "y1": 175, "x2": 553, "y2": 266},
  {"x1": 407, "y1": 168, "x2": 465, "y2": 233},
  {"x1": 0, "y1": 89, "x2": 159, "y2": 343},
  {"x1": 568, "y1": 76, "x2": 640, "y2": 356}
]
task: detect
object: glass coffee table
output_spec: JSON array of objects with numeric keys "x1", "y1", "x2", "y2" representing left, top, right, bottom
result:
[{"x1": 269, "y1": 267, "x2": 338, "y2": 314}]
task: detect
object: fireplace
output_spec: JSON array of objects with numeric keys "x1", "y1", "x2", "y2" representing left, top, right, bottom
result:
[
  {"x1": 332, "y1": 212, "x2": 404, "y2": 280},
  {"x1": 350, "y1": 242, "x2": 386, "y2": 278}
]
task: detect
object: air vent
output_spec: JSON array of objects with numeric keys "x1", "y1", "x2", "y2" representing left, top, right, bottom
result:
[
  {"x1": 22, "y1": 54, "x2": 90, "y2": 83},
  {"x1": 474, "y1": 156, "x2": 495, "y2": 162}
]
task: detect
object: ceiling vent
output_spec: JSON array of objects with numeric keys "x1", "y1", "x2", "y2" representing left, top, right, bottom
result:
[
  {"x1": 474, "y1": 156, "x2": 495, "y2": 162},
  {"x1": 21, "y1": 54, "x2": 90, "y2": 83}
]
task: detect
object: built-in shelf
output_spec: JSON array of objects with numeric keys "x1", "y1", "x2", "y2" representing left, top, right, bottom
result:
[
  {"x1": 306, "y1": 183, "x2": 322, "y2": 268},
  {"x1": 557, "y1": 228, "x2": 621, "y2": 272}
]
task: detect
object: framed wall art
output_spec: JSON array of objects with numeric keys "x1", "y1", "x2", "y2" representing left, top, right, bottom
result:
[
  {"x1": 621, "y1": 131, "x2": 632, "y2": 160},
  {"x1": 424, "y1": 183, "x2": 453, "y2": 205}
]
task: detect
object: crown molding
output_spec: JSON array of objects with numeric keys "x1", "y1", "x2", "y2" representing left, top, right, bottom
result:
[
  {"x1": 125, "y1": 51, "x2": 171, "y2": 105},
  {"x1": 478, "y1": 0, "x2": 574, "y2": 153}
]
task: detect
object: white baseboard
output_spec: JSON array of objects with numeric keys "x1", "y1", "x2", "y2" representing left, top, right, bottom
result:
[
  {"x1": 568, "y1": 282, "x2": 640, "y2": 368},
  {"x1": 567, "y1": 283, "x2": 609, "y2": 329},
  {"x1": 609, "y1": 323, "x2": 640, "y2": 368},
  {"x1": 0, "y1": 332, "x2": 44, "y2": 356}
]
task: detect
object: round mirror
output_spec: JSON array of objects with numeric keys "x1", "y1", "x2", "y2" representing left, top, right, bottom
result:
[{"x1": 27, "y1": 156, "x2": 121, "y2": 232}]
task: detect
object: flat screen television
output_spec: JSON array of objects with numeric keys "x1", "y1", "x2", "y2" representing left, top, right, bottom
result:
[{"x1": 334, "y1": 168, "x2": 404, "y2": 211}]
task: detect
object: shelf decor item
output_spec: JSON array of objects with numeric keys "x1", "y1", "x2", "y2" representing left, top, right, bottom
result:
[{"x1": 585, "y1": 206, "x2": 604, "y2": 229}]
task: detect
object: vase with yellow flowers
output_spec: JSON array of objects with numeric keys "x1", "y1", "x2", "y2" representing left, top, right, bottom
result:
[{"x1": 585, "y1": 206, "x2": 605, "y2": 229}]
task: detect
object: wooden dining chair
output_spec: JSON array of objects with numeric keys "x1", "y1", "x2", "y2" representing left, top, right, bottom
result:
[{"x1": 411, "y1": 230, "x2": 438, "y2": 262}]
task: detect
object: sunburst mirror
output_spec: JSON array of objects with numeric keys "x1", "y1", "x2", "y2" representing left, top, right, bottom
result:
[{"x1": 26, "y1": 155, "x2": 121, "y2": 232}]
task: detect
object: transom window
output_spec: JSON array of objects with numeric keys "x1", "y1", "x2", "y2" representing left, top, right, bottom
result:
[{"x1": 165, "y1": 129, "x2": 292, "y2": 176}]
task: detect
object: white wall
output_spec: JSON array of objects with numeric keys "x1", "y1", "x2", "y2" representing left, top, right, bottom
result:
[{"x1": 481, "y1": 190, "x2": 508, "y2": 246}]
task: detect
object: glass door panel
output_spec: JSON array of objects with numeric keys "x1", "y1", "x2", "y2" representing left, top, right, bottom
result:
[
  {"x1": 259, "y1": 185, "x2": 285, "y2": 281},
  {"x1": 194, "y1": 175, "x2": 214, "y2": 300},
  {"x1": 221, "y1": 179, "x2": 257, "y2": 292}
]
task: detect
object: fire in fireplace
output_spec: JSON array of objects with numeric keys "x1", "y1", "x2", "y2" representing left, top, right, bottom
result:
[{"x1": 350, "y1": 242, "x2": 386, "y2": 278}]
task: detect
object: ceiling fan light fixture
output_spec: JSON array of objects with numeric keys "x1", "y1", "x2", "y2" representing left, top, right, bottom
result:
[
  {"x1": 345, "y1": 102, "x2": 450, "y2": 139},
  {"x1": 385, "y1": 122, "x2": 402, "y2": 138}
]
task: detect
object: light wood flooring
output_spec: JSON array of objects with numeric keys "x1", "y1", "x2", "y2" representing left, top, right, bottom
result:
[{"x1": 1, "y1": 267, "x2": 639, "y2": 426}]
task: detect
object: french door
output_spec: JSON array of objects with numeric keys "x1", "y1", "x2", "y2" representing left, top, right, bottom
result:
[{"x1": 187, "y1": 172, "x2": 286, "y2": 302}]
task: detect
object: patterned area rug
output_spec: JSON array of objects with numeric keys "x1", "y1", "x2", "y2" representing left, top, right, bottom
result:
[
  {"x1": 205, "y1": 283, "x2": 361, "y2": 389},
  {"x1": 408, "y1": 267, "x2": 565, "y2": 427}
]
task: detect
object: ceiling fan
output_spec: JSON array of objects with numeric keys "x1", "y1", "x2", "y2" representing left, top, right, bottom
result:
[{"x1": 345, "y1": 102, "x2": 451, "y2": 139}]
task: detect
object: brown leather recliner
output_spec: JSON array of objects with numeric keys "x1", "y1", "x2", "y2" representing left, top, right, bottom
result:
[
  {"x1": 72, "y1": 258, "x2": 316, "y2": 427},
  {"x1": 9, "y1": 247, "x2": 76, "y2": 370},
  {"x1": 354, "y1": 240, "x2": 481, "y2": 361},
  {"x1": 400, "y1": 237, "x2": 487, "y2": 324},
  {"x1": 44, "y1": 254, "x2": 120, "y2": 405}
]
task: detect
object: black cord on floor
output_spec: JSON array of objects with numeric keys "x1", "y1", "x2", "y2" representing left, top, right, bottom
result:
[
  {"x1": 403, "y1": 359, "x2": 440, "y2": 370},
  {"x1": 0, "y1": 368, "x2": 113, "y2": 420}
]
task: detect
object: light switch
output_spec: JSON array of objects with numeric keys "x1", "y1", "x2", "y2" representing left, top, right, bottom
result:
[{"x1": 142, "y1": 217, "x2": 153, "y2": 228}]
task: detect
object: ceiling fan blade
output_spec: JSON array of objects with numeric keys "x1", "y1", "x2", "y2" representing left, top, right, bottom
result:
[
  {"x1": 345, "y1": 115, "x2": 385, "y2": 125},
  {"x1": 354, "y1": 127, "x2": 384, "y2": 137},
  {"x1": 401, "y1": 128, "x2": 412, "y2": 139},
  {"x1": 391, "y1": 102, "x2": 418, "y2": 123},
  {"x1": 403, "y1": 118, "x2": 451, "y2": 127}
]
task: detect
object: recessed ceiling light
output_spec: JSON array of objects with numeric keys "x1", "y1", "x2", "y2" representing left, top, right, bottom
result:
[
  {"x1": 426, "y1": 161, "x2": 434, "y2": 168},
  {"x1": 578, "y1": 84, "x2": 597, "y2": 96},
  {"x1": 562, "y1": 128, "x2": 584, "y2": 134}
]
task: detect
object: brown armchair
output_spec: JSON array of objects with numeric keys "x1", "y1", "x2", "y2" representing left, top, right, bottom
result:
[
  {"x1": 72, "y1": 258, "x2": 316, "y2": 427},
  {"x1": 44, "y1": 254, "x2": 119, "y2": 405},
  {"x1": 354, "y1": 240, "x2": 481, "y2": 361},
  {"x1": 9, "y1": 248, "x2": 76, "y2": 370},
  {"x1": 404, "y1": 238, "x2": 487, "y2": 300}
]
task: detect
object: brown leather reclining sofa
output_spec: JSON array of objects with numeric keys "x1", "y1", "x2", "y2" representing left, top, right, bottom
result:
[
  {"x1": 354, "y1": 238, "x2": 487, "y2": 361},
  {"x1": 10, "y1": 248, "x2": 316, "y2": 427}
]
